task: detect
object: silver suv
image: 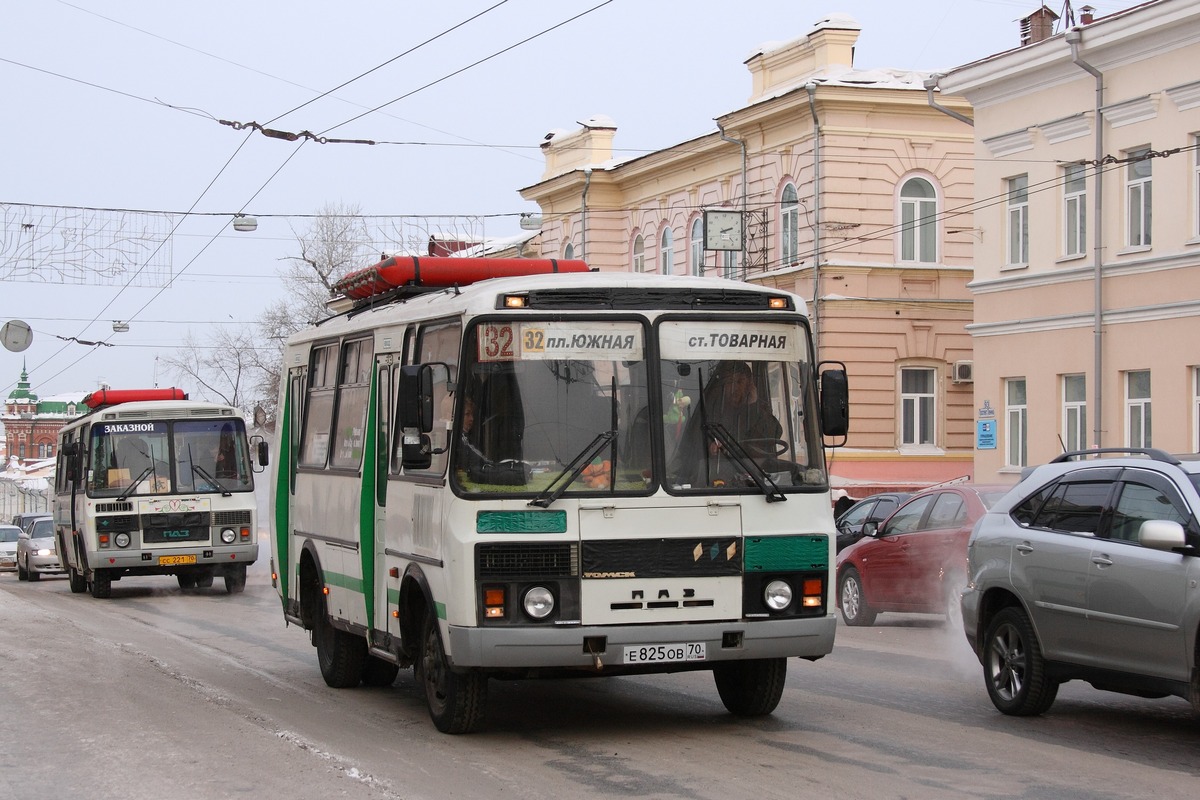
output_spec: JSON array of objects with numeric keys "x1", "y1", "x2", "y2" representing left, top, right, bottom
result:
[{"x1": 962, "y1": 448, "x2": 1200, "y2": 716}]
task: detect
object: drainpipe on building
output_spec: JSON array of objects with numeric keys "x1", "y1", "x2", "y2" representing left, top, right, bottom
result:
[
  {"x1": 580, "y1": 168, "x2": 592, "y2": 263},
  {"x1": 922, "y1": 75, "x2": 974, "y2": 127},
  {"x1": 716, "y1": 122, "x2": 747, "y2": 281},
  {"x1": 806, "y1": 82, "x2": 823, "y2": 354},
  {"x1": 1067, "y1": 28, "x2": 1105, "y2": 449}
]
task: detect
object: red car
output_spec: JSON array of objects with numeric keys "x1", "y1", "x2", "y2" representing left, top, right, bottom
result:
[{"x1": 835, "y1": 484, "x2": 1009, "y2": 626}]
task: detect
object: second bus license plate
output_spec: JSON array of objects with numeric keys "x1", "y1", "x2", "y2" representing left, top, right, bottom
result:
[
  {"x1": 623, "y1": 642, "x2": 706, "y2": 665},
  {"x1": 158, "y1": 554, "x2": 197, "y2": 566}
]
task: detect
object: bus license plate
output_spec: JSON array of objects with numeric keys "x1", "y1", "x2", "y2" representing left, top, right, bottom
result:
[
  {"x1": 623, "y1": 642, "x2": 706, "y2": 665},
  {"x1": 158, "y1": 554, "x2": 197, "y2": 566}
]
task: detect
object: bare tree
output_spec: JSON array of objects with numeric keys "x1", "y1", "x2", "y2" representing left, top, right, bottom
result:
[
  {"x1": 163, "y1": 202, "x2": 375, "y2": 423},
  {"x1": 160, "y1": 327, "x2": 265, "y2": 410}
]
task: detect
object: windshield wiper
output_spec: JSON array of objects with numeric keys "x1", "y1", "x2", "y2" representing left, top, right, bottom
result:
[
  {"x1": 117, "y1": 467, "x2": 155, "y2": 502},
  {"x1": 191, "y1": 463, "x2": 232, "y2": 497},
  {"x1": 703, "y1": 422, "x2": 787, "y2": 503},
  {"x1": 528, "y1": 430, "x2": 616, "y2": 509}
]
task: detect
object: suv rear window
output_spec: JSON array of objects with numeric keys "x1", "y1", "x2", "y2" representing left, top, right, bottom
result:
[{"x1": 1014, "y1": 480, "x2": 1110, "y2": 533}]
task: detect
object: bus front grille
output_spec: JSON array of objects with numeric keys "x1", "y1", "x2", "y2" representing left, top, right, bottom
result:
[{"x1": 476, "y1": 543, "x2": 578, "y2": 579}]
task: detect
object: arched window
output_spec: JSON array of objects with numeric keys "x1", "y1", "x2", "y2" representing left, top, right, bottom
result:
[
  {"x1": 564, "y1": 242, "x2": 575, "y2": 260},
  {"x1": 632, "y1": 234, "x2": 646, "y2": 272},
  {"x1": 781, "y1": 183, "x2": 799, "y2": 265},
  {"x1": 899, "y1": 177, "x2": 938, "y2": 263},
  {"x1": 660, "y1": 227, "x2": 674, "y2": 275},
  {"x1": 689, "y1": 218, "x2": 704, "y2": 276}
]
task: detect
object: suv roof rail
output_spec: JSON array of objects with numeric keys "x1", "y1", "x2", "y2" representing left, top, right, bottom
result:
[{"x1": 1050, "y1": 447, "x2": 1180, "y2": 466}]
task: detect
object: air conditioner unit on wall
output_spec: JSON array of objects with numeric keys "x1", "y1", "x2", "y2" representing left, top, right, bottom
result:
[{"x1": 953, "y1": 360, "x2": 974, "y2": 383}]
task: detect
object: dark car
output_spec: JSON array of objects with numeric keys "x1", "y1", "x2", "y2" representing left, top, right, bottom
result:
[
  {"x1": 963, "y1": 448, "x2": 1200, "y2": 717},
  {"x1": 835, "y1": 484, "x2": 1009, "y2": 626},
  {"x1": 834, "y1": 492, "x2": 912, "y2": 553}
]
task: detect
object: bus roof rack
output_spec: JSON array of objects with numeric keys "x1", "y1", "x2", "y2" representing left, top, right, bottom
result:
[{"x1": 82, "y1": 387, "x2": 188, "y2": 410}]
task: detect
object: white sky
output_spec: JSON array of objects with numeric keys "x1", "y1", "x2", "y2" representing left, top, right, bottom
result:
[{"x1": 1, "y1": 0, "x2": 1124, "y2": 399}]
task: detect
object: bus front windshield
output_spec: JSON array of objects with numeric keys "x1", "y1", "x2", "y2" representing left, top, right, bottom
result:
[
  {"x1": 453, "y1": 318, "x2": 826, "y2": 497},
  {"x1": 87, "y1": 419, "x2": 252, "y2": 497}
]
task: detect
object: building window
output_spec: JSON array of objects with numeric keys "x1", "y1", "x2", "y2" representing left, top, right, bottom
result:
[
  {"x1": 1125, "y1": 369, "x2": 1152, "y2": 448},
  {"x1": 1194, "y1": 135, "x2": 1200, "y2": 239},
  {"x1": 660, "y1": 227, "x2": 674, "y2": 275},
  {"x1": 1006, "y1": 175, "x2": 1029, "y2": 266},
  {"x1": 632, "y1": 234, "x2": 645, "y2": 273},
  {"x1": 689, "y1": 217, "x2": 704, "y2": 276},
  {"x1": 722, "y1": 250, "x2": 738, "y2": 281},
  {"x1": 1193, "y1": 367, "x2": 1200, "y2": 452},
  {"x1": 1063, "y1": 163, "x2": 1087, "y2": 257},
  {"x1": 564, "y1": 242, "x2": 575, "y2": 260},
  {"x1": 899, "y1": 177, "x2": 937, "y2": 263},
  {"x1": 781, "y1": 183, "x2": 799, "y2": 266},
  {"x1": 900, "y1": 367, "x2": 936, "y2": 447},
  {"x1": 1062, "y1": 373, "x2": 1087, "y2": 452},
  {"x1": 1126, "y1": 147, "x2": 1152, "y2": 247},
  {"x1": 1005, "y1": 378, "x2": 1027, "y2": 468}
]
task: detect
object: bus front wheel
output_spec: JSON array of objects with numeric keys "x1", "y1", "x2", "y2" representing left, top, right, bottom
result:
[
  {"x1": 89, "y1": 569, "x2": 112, "y2": 599},
  {"x1": 224, "y1": 564, "x2": 247, "y2": 594},
  {"x1": 68, "y1": 565, "x2": 87, "y2": 594},
  {"x1": 417, "y1": 610, "x2": 486, "y2": 734},
  {"x1": 713, "y1": 657, "x2": 787, "y2": 716}
]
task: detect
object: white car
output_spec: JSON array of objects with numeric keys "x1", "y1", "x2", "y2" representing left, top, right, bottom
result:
[
  {"x1": 0, "y1": 524, "x2": 20, "y2": 572},
  {"x1": 17, "y1": 516, "x2": 63, "y2": 581}
]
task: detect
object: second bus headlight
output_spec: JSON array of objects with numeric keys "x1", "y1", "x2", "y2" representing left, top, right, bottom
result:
[
  {"x1": 522, "y1": 586, "x2": 555, "y2": 620},
  {"x1": 764, "y1": 579, "x2": 793, "y2": 611},
  {"x1": 114, "y1": 532, "x2": 131, "y2": 548},
  {"x1": 220, "y1": 528, "x2": 237, "y2": 544}
]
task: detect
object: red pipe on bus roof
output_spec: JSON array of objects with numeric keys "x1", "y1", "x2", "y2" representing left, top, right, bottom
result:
[
  {"x1": 83, "y1": 387, "x2": 189, "y2": 409},
  {"x1": 332, "y1": 256, "x2": 591, "y2": 300}
]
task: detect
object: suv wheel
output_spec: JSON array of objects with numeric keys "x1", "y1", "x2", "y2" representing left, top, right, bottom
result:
[
  {"x1": 839, "y1": 568, "x2": 877, "y2": 627},
  {"x1": 982, "y1": 607, "x2": 1058, "y2": 716}
]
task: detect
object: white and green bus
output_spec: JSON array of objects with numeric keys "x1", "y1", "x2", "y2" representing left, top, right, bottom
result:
[
  {"x1": 54, "y1": 388, "x2": 266, "y2": 598},
  {"x1": 271, "y1": 256, "x2": 849, "y2": 733}
]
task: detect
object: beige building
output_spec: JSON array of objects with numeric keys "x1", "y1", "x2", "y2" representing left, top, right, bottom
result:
[
  {"x1": 520, "y1": 13, "x2": 977, "y2": 493},
  {"x1": 941, "y1": 0, "x2": 1200, "y2": 483}
]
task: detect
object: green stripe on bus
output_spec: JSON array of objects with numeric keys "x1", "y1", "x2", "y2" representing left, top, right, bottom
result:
[
  {"x1": 358, "y1": 368, "x2": 379, "y2": 632},
  {"x1": 273, "y1": 381, "x2": 292, "y2": 605},
  {"x1": 744, "y1": 534, "x2": 828, "y2": 571},
  {"x1": 323, "y1": 571, "x2": 364, "y2": 593}
]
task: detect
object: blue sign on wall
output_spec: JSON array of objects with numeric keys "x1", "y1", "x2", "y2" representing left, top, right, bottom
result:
[{"x1": 977, "y1": 419, "x2": 996, "y2": 450}]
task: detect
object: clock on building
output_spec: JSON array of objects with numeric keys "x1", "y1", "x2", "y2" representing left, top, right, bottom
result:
[{"x1": 703, "y1": 210, "x2": 743, "y2": 251}]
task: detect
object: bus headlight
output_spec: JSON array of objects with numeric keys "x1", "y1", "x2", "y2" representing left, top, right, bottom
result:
[
  {"x1": 764, "y1": 579, "x2": 793, "y2": 611},
  {"x1": 522, "y1": 586, "x2": 555, "y2": 620},
  {"x1": 220, "y1": 528, "x2": 237, "y2": 544},
  {"x1": 114, "y1": 532, "x2": 131, "y2": 548}
]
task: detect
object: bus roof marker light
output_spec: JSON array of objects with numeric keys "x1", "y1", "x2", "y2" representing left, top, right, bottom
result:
[
  {"x1": 503, "y1": 295, "x2": 528, "y2": 308},
  {"x1": 768, "y1": 297, "x2": 788, "y2": 309}
]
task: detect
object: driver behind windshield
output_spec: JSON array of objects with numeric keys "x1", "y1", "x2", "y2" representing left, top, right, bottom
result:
[{"x1": 670, "y1": 360, "x2": 781, "y2": 487}]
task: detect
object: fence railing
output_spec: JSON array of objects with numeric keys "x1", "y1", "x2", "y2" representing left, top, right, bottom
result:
[{"x1": 0, "y1": 477, "x2": 52, "y2": 521}]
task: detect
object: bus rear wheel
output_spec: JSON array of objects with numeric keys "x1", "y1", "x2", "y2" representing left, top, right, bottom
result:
[
  {"x1": 713, "y1": 658, "x2": 787, "y2": 716},
  {"x1": 314, "y1": 594, "x2": 366, "y2": 688},
  {"x1": 417, "y1": 610, "x2": 486, "y2": 734}
]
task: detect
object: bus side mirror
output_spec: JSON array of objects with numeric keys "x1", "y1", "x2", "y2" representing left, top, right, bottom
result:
[
  {"x1": 62, "y1": 441, "x2": 80, "y2": 483},
  {"x1": 818, "y1": 362, "x2": 849, "y2": 442},
  {"x1": 251, "y1": 435, "x2": 269, "y2": 469},
  {"x1": 398, "y1": 365, "x2": 434, "y2": 433},
  {"x1": 397, "y1": 364, "x2": 435, "y2": 470}
]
